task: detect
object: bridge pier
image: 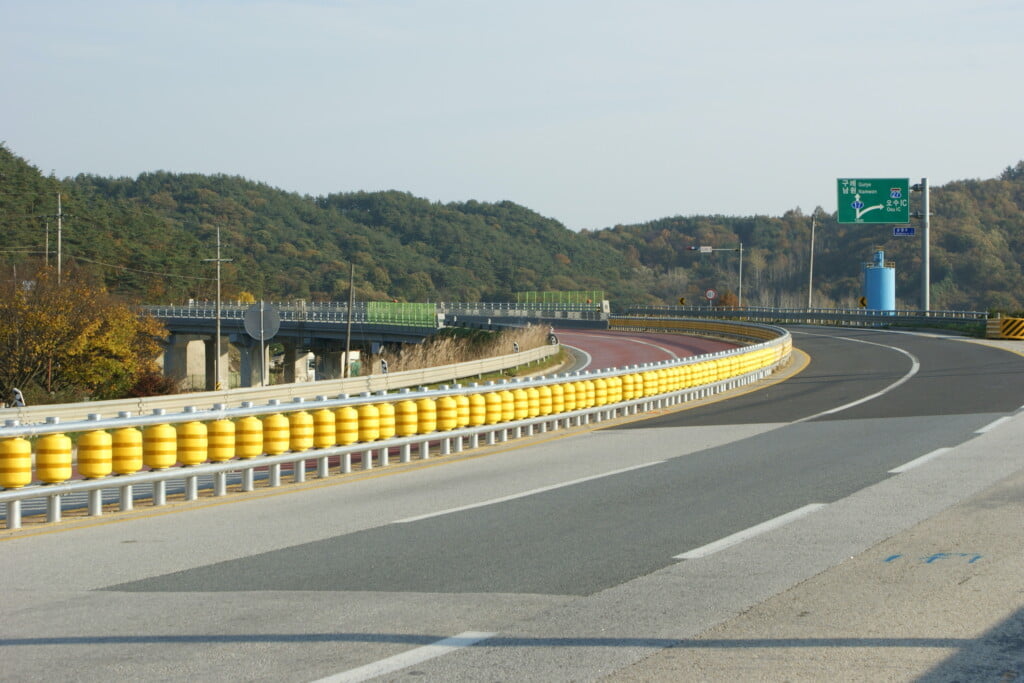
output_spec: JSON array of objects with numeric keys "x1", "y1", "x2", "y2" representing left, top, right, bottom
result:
[
  {"x1": 319, "y1": 351, "x2": 346, "y2": 380},
  {"x1": 282, "y1": 341, "x2": 315, "y2": 383},
  {"x1": 236, "y1": 337, "x2": 270, "y2": 388},
  {"x1": 203, "y1": 336, "x2": 230, "y2": 390},
  {"x1": 162, "y1": 334, "x2": 210, "y2": 389}
]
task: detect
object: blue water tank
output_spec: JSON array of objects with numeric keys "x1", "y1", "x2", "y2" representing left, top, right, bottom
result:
[{"x1": 863, "y1": 250, "x2": 896, "y2": 311}]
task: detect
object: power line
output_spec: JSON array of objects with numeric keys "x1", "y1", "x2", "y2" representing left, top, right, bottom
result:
[{"x1": 70, "y1": 253, "x2": 216, "y2": 280}]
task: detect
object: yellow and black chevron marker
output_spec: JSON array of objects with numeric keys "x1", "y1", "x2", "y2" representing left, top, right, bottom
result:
[{"x1": 986, "y1": 317, "x2": 1024, "y2": 340}]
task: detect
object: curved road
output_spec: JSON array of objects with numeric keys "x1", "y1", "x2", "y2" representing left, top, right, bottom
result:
[
  {"x1": 2, "y1": 327, "x2": 1024, "y2": 681},
  {"x1": 556, "y1": 329, "x2": 736, "y2": 371}
]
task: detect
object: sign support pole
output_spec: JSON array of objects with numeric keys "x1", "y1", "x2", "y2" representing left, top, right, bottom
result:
[{"x1": 921, "y1": 177, "x2": 930, "y2": 312}]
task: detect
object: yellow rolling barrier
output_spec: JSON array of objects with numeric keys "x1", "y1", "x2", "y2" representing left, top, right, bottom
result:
[{"x1": 0, "y1": 322, "x2": 790, "y2": 527}]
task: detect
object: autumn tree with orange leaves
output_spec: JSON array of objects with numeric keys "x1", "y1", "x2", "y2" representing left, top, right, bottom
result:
[{"x1": 0, "y1": 267, "x2": 170, "y2": 404}]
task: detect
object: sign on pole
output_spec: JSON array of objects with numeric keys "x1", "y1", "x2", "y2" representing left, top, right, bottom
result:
[
  {"x1": 893, "y1": 226, "x2": 916, "y2": 236},
  {"x1": 837, "y1": 178, "x2": 910, "y2": 224}
]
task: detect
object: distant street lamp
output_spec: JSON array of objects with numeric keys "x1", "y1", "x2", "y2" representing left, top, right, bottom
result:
[
  {"x1": 807, "y1": 212, "x2": 817, "y2": 309},
  {"x1": 687, "y1": 243, "x2": 744, "y2": 307}
]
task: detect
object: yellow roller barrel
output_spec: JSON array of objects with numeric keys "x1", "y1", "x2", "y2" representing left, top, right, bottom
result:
[
  {"x1": 77, "y1": 430, "x2": 112, "y2": 479},
  {"x1": 0, "y1": 437, "x2": 32, "y2": 489},
  {"x1": 143, "y1": 424, "x2": 177, "y2": 470},
  {"x1": 289, "y1": 410, "x2": 314, "y2": 452},
  {"x1": 357, "y1": 403, "x2": 380, "y2": 442},
  {"x1": 208, "y1": 419, "x2": 236, "y2": 462},
  {"x1": 235, "y1": 415, "x2": 264, "y2": 459},
  {"x1": 176, "y1": 421, "x2": 208, "y2": 466},
  {"x1": 112, "y1": 427, "x2": 143, "y2": 474},
  {"x1": 393, "y1": 400, "x2": 417, "y2": 437}
]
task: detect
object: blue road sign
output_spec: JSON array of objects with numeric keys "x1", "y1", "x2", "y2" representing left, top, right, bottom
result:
[{"x1": 893, "y1": 227, "x2": 916, "y2": 236}]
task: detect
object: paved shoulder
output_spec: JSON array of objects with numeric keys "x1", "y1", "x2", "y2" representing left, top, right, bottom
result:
[{"x1": 613, "y1": 453, "x2": 1024, "y2": 681}]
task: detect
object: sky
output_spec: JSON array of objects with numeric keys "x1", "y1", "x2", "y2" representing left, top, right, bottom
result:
[{"x1": 3, "y1": 0, "x2": 1023, "y2": 231}]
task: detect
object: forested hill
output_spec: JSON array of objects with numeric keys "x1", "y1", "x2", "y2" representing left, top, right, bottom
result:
[{"x1": 3, "y1": 143, "x2": 1024, "y2": 312}]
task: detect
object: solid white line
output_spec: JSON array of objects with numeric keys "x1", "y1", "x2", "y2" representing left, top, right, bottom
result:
[
  {"x1": 674, "y1": 504, "x2": 827, "y2": 560},
  {"x1": 561, "y1": 344, "x2": 593, "y2": 371},
  {"x1": 563, "y1": 333, "x2": 680, "y2": 361},
  {"x1": 622, "y1": 337, "x2": 680, "y2": 359},
  {"x1": 394, "y1": 462, "x2": 664, "y2": 524},
  {"x1": 976, "y1": 416, "x2": 1012, "y2": 434},
  {"x1": 790, "y1": 335, "x2": 920, "y2": 424},
  {"x1": 312, "y1": 631, "x2": 496, "y2": 683},
  {"x1": 889, "y1": 447, "x2": 952, "y2": 474}
]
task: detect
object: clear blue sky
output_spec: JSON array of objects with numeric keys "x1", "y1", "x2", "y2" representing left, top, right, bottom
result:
[{"x1": 4, "y1": 0, "x2": 1022, "y2": 230}]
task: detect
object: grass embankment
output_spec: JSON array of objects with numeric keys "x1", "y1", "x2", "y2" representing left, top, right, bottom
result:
[{"x1": 367, "y1": 325, "x2": 564, "y2": 381}]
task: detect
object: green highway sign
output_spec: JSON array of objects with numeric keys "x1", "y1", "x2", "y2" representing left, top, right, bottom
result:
[{"x1": 837, "y1": 178, "x2": 910, "y2": 224}]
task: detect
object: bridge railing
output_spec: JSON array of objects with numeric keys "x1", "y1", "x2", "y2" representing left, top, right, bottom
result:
[
  {"x1": 0, "y1": 320, "x2": 791, "y2": 530},
  {"x1": 146, "y1": 302, "x2": 443, "y2": 327}
]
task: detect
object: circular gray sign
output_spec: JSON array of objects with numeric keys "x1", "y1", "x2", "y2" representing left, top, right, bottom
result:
[{"x1": 243, "y1": 303, "x2": 281, "y2": 341}]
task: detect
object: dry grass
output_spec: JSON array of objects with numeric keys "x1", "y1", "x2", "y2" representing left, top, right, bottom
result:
[{"x1": 368, "y1": 324, "x2": 551, "y2": 373}]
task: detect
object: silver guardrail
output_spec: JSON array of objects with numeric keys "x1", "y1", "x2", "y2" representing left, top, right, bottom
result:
[
  {"x1": 1, "y1": 345, "x2": 557, "y2": 430},
  {"x1": 623, "y1": 305, "x2": 987, "y2": 329}
]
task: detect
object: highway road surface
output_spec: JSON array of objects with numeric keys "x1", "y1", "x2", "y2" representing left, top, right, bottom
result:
[{"x1": 2, "y1": 326, "x2": 1023, "y2": 681}]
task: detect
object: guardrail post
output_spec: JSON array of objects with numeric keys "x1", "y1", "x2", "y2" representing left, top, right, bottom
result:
[
  {"x1": 46, "y1": 492, "x2": 61, "y2": 523},
  {"x1": 5, "y1": 500, "x2": 21, "y2": 530},
  {"x1": 153, "y1": 479, "x2": 167, "y2": 506},
  {"x1": 120, "y1": 482, "x2": 134, "y2": 511},
  {"x1": 185, "y1": 476, "x2": 199, "y2": 501},
  {"x1": 213, "y1": 471, "x2": 227, "y2": 497},
  {"x1": 88, "y1": 490, "x2": 103, "y2": 517}
]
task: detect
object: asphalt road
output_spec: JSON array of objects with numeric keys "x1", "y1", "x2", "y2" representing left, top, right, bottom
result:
[{"x1": 2, "y1": 326, "x2": 1023, "y2": 682}]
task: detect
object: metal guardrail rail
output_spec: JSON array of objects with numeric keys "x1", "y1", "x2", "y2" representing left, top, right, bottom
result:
[
  {"x1": 0, "y1": 321, "x2": 791, "y2": 530},
  {"x1": 2, "y1": 346, "x2": 557, "y2": 430},
  {"x1": 623, "y1": 305, "x2": 987, "y2": 329}
]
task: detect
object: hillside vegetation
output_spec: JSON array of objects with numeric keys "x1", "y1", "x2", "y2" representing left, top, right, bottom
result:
[{"x1": 3, "y1": 144, "x2": 1024, "y2": 312}]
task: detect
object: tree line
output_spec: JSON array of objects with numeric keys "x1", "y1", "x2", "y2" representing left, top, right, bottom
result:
[{"x1": 4, "y1": 144, "x2": 1024, "y2": 314}]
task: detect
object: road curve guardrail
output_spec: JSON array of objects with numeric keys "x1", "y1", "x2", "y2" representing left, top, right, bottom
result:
[
  {"x1": 2, "y1": 345, "x2": 559, "y2": 428},
  {"x1": 623, "y1": 305, "x2": 987, "y2": 332},
  {"x1": 0, "y1": 320, "x2": 791, "y2": 530}
]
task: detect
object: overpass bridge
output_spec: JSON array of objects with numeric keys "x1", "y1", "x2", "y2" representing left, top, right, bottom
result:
[
  {"x1": 148, "y1": 300, "x2": 609, "y2": 389},
  {"x1": 149, "y1": 302, "x2": 440, "y2": 390}
]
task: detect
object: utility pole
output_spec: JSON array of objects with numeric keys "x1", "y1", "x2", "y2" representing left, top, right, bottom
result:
[
  {"x1": 202, "y1": 226, "x2": 232, "y2": 390},
  {"x1": 57, "y1": 193, "x2": 62, "y2": 284},
  {"x1": 35, "y1": 194, "x2": 69, "y2": 282},
  {"x1": 344, "y1": 262, "x2": 355, "y2": 378},
  {"x1": 738, "y1": 242, "x2": 743, "y2": 308}
]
